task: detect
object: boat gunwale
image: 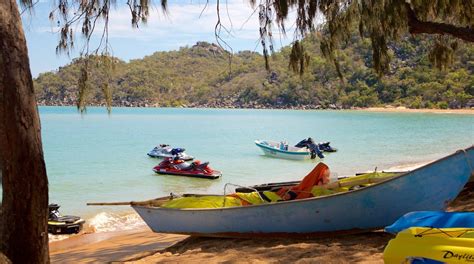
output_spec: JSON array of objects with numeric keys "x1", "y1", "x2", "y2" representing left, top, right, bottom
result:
[
  {"x1": 134, "y1": 146, "x2": 474, "y2": 212},
  {"x1": 254, "y1": 140, "x2": 310, "y2": 155}
]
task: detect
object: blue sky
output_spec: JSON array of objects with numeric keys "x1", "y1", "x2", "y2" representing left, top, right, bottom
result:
[{"x1": 21, "y1": 0, "x2": 295, "y2": 77}]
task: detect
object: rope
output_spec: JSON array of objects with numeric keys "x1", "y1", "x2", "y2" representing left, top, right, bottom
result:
[{"x1": 414, "y1": 227, "x2": 474, "y2": 238}]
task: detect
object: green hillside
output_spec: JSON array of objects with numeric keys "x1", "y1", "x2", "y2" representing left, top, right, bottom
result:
[{"x1": 34, "y1": 37, "x2": 474, "y2": 109}]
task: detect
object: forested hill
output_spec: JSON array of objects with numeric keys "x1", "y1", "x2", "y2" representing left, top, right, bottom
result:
[{"x1": 34, "y1": 36, "x2": 474, "y2": 109}]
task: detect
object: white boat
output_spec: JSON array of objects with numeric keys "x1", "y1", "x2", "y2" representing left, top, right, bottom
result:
[
  {"x1": 255, "y1": 140, "x2": 317, "y2": 160},
  {"x1": 147, "y1": 144, "x2": 194, "y2": 161}
]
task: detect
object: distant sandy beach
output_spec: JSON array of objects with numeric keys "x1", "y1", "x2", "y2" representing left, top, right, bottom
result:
[
  {"x1": 363, "y1": 107, "x2": 474, "y2": 114},
  {"x1": 49, "y1": 182, "x2": 474, "y2": 263}
]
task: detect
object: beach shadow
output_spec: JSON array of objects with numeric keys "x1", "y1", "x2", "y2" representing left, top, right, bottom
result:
[
  {"x1": 147, "y1": 231, "x2": 393, "y2": 263},
  {"x1": 448, "y1": 182, "x2": 474, "y2": 212},
  {"x1": 51, "y1": 232, "x2": 187, "y2": 264}
]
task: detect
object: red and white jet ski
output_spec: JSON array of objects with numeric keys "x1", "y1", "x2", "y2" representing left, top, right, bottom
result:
[{"x1": 153, "y1": 158, "x2": 221, "y2": 180}]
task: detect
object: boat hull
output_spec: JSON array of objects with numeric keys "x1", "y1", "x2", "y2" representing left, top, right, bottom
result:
[
  {"x1": 133, "y1": 146, "x2": 474, "y2": 237},
  {"x1": 255, "y1": 140, "x2": 310, "y2": 160}
]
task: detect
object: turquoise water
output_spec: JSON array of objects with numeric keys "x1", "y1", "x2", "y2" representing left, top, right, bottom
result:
[{"x1": 35, "y1": 107, "x2": 473, "y2": 228}]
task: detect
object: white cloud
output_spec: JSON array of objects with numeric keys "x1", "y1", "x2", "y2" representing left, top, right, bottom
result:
[
  {"x1": 32, "y1": 0, "x2": 298, "y2": 55},
  {"x1": 98, "y1": 0, "x2": 295, "y2": 51},
  {"x1": 104, "y1": 1, "x2": 260, "y2": 39}
]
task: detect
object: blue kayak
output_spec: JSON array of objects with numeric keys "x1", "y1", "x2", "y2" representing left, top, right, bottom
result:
[{"x1": 385, "y1": 211, "x2": 474, "y2": 234}]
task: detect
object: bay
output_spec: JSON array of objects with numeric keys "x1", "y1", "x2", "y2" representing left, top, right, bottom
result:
[{"x1": 32, "y1": 106, "x2": 474, "y2": 230}]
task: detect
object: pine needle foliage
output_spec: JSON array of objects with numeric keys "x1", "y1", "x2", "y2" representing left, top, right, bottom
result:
[
  {"x1": 288, "y1": 40, "x2": 310, "y2": 76},
  {"x1": 257, "y1": 0, "x2": 473, "y2": 76},
  {"x1": 47, "y1": 0, "x2": 168, "y2": 112}
]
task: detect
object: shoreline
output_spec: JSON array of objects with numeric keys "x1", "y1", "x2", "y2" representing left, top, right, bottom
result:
[
  {"x1": 362, "y1": 107, "x2": 474, "y2": 114},
  {"x1": 38, "y1": 104, "x2": 474, "y2": 114}
]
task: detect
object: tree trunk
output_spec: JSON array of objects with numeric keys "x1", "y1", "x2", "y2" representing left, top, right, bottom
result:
[{"x1": 0, "y1": 1, "x2": 50, "y2": 263}]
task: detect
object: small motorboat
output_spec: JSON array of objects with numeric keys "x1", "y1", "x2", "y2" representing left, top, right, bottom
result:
[
  {"x1": 153, "y1": 157, "x2": 221, "y2": 180},
  {"x1": 48, "y1": 204, "x2": 85, "y2": 234},
  {"x1": 255, "y1": 138, "x2": 336, "y2": 160},
  {"x1": 147, "y1": 144, "x2": 194, "y2": 161}
]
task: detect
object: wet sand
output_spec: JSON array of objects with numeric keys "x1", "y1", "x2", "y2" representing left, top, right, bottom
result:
[
  {"x1": 363, "y1": 107, "x2": 474, "y2": 114},
  {"x1": 50, "y1": 182, "x2": 474, "y2": 263}
]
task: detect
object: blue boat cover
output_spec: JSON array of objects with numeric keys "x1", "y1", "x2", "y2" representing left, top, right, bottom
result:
[{"x1": 385, "y1": 211, "x2": 474, "y2": 234}]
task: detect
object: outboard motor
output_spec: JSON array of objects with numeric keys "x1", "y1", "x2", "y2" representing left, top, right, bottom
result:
[
  {"x1": 295, "y1": 137, "x2": 315, "y2": 148},
  {"x1": 308, "y1": 143, "x2": 324, "y2": 159}
]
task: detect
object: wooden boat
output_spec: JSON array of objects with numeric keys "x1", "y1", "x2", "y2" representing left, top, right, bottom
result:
[
  {"x1": 94, "y1": 146, "x2": 474, "y2": 238},
  {"x1": 254, "y1": 140, "x2": 315, "y2": 160}
]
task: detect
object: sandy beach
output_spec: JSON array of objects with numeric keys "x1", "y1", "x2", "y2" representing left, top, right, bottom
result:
[
  {"x1": 50, "y1": 229, "x2": 187, "y2": 263},
  {"x1": 50, "y1": 182, "x2": 474, "y2": 263},
  {"x1": 363, "y1": 107, "x2": 474, "y2": 114}
]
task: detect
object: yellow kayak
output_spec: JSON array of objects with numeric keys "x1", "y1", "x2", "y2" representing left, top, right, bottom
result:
[{"x1": 384, "y1": 227, "x2": 474, "y2": 263}]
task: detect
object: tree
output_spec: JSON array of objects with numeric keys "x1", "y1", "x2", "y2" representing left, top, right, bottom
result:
[
  {"x1": 0, "y1": 1, "x2": 49, "y2": 263},
  {"x1": 257, "y1": 0, "x2": 474, "y2": 76},
  {"x1": 0, "y1": 0, "x2": 473, "y2": 263}
]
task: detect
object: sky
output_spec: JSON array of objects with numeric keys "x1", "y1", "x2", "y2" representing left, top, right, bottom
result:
[{"x1": 21, "y1": 0, "x2": 296, "y2": 77}]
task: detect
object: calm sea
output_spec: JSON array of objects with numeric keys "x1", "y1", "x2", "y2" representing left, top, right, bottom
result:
[{"x1": 28, "y1": 107, "x2": 474, "y2": 235}]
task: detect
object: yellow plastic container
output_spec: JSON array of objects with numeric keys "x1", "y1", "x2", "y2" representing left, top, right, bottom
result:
[{"x1": 384, "y1": 227, "x2": 474, "y2": 263}]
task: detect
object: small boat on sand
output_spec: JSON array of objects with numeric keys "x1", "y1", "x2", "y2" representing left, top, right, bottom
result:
[
  {"x1": 124, "y1": 146, "x2": 473, "y2": 237},
  {"x1": 147, "y1": 144, "x2": 194, "y2": 161}
]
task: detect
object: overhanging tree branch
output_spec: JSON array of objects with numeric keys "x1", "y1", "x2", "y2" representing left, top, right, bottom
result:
[{"x1": 406, "y1": 3, "x2": 474, "y2": 43}]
